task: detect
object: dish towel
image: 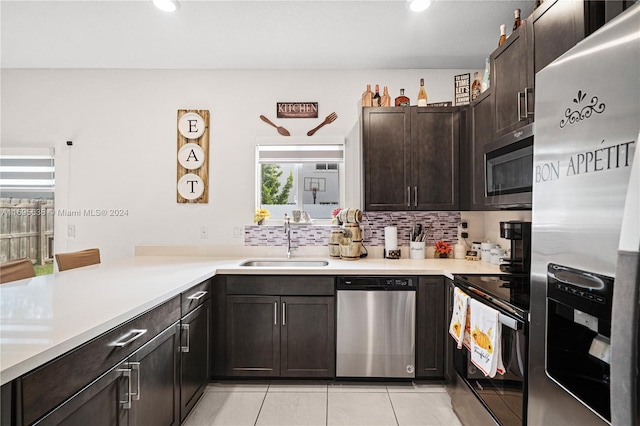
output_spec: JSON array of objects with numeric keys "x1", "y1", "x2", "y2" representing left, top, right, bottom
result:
[
  {"x1": 469, "y1": 299, "x2": 505, "y2": 378},
  {"x1": 449, "y1": 287, "x2": 469, "y2": 349}
]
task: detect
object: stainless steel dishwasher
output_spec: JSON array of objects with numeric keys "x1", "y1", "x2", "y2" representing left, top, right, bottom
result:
[{"x1": 336, "y1": 276, "x2": 416, "y2": 378}]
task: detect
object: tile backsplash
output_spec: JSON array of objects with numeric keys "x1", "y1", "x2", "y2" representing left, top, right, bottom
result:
[{"x1": 245, "y1": 211, "x2": 461, "y2": 247}]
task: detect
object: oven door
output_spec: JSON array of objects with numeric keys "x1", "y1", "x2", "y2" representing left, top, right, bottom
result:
[{"x1": 452, "y1": 282, "x2": 528, "y2": 426}]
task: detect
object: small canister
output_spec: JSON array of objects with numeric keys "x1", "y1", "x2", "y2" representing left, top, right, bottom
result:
[
  {"x1": 490, "y1": 247, "x2": 506, "y2": 264},
  {"x1": 481, "y1": 241, "x2": 496, "y2": 262}
]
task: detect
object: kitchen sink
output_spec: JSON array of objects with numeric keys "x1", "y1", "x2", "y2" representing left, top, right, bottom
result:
[{"x1": 239, "y1": 259, "x2": 329, "y2": 267}]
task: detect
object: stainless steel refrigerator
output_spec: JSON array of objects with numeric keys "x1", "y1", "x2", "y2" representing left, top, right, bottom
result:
[{"x1": 529, "y1": 3, "x2": 640, "y2": 425}]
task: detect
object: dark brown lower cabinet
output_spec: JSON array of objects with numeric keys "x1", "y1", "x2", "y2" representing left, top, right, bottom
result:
[
  {"x1": 35, "y1": 323, "x2": 180, "y2": 426},
  {"x1": 34, "y1": 364, "x2": 127, "y2": 426},
  {"x1": 416, "y1": 276, "x2": 445, "y2": 378},
  {"x1": 280, "y1": 296, "x2": 335, "y2": 377},
  {"x1": 127, "y1": 324, "x2": 180, "y2": 426},
  {"x1": 226, "y1": 295, "x2": 280, "y2": 376},
  {"x1": 226, "y1": 295, "x2": 335, "y2": 378},
  {"x1": 180, "y1": 301, "x2": 211, "y2": 422}
]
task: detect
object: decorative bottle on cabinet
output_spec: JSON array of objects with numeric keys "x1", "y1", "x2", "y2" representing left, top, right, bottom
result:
[
  {"x1": 372, "y1": 84, "x2": 381, "y2": 107},
  {"x1": 471, "y1": 72, "x2": 481, "y2": 101},
  {"x1": 362, "y1": 84, "x2": 373, "y2": 107},
  {"x1": 417, "y1": 79, "x2": 428, "y2": 106},
  {"x1": 395, "y1": 89, "x2": 410, "y2": 106},
  {"x1": 512, "y1": 9, "x2": 522, "y2": 32},
  {"x1": 498, "y1": 24, "x2": 506, "y2": 46},
  {"x1": 380, "y1": 86, "x2": 391, "y2": 107},
  {"x1": 481, "y1": 58, "x2": 490, "y2": 92}
]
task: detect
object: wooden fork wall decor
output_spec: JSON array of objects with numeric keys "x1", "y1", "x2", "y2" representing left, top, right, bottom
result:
[{"x1": 307, "y1": 112, "x2": 338, "y2": 136}]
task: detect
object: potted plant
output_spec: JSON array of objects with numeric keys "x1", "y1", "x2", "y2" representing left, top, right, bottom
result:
[
  {"x1": 434, "y1": 240, "x2": 452, "y2": 258},
  {"x1": 332, "y1": 207, "x2": 343, "y2": 225},
  {"x1": 254, "y1": 208, "x2": 270, "y2": 225}
]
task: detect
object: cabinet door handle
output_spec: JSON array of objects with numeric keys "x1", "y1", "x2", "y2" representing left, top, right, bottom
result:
[
  {"x1": 117, "y1": 368, "x2": 132, "y2": 409},
  {"x1": 110, "y1": 329, "x2": 147, "y2": 347},
  {"x1": 282, "y1": 302, "x2": 286, "y2": 326},
  {"x1": 129, "y1": 361, "x2": 141, "y2": 401},
  {"x1": 180, "y1": 323, "x2": 190, "y2": 353},
  {"x1": 525, "y1": 87, "x2": 534, "y2": 117},
  {"x1": 407, "y1": 187, "x2": 411, "y2": 207},
  {"x1": 274, "y1": 302, "x2": 278, "y2": 325},
  {"x1": 187, "y1": 290, "x2": 208, "y2": 300},
  {"x1": 517, "y1": 91, "x2": 523, "y2": 121},
  {"x1": 414, "y1": 186, "x2": 418, "y2": 207}
]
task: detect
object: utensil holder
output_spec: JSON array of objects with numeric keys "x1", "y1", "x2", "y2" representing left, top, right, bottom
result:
[{"x1": 409, "y1": 241, "x2": 426, "y2": 260}]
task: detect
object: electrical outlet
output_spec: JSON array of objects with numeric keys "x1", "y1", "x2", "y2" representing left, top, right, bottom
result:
[
  {"x1": 233, "y1": 227, "x2": 244, "y2": 238},
  {"x1": 200, "y1": 226, "x2": 208, "y2": 239},
  {"x1": 67, "y1": 225, "x2": 75, "y2": 239},
  {"x1": 461, "y1": 221, "x2": 468, "y2": 229}
]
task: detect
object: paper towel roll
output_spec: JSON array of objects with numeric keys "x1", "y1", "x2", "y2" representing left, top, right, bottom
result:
[
  {"x1": 384, "y1": 226, "x2": 398, "y2": 251},
  {"x1": 454, "y1": 243, "x2": 466, "y2": 259}
]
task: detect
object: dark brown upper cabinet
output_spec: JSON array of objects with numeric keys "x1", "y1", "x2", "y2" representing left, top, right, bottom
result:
[{"x1": 362, "y1": 106, "x2": 459, "y2": 211}]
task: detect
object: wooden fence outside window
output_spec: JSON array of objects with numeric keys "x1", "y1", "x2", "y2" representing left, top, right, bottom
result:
[{"x1": 0, "y1": 198, "x2": 54, "y2": 265}]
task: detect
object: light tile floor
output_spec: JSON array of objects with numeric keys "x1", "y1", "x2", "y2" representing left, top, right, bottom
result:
[{"x1": 183, "y1": 381, "x2": 463, "y2": 426}]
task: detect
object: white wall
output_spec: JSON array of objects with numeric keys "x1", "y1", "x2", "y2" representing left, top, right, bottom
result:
[
  {"x1": 461, "y1": 210, "x2": 533, "y2": 252},
  {"x1": 1, "y1": 68, "x2": 481, "y2": 261}
]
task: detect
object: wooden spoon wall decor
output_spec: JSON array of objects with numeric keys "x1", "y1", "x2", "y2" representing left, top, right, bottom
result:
[{"x1": 259, "y1": 115, "x2": 290, "y2": 136}]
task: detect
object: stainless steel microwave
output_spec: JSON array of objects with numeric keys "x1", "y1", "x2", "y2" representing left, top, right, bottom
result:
[{"x1": 484, "y1": 123, "x2": 534, "y2": 209}]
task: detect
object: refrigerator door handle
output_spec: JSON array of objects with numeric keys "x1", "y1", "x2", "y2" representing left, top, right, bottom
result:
[{"x1": 611, "y1": 136, "x2": 640, "y2": 426}]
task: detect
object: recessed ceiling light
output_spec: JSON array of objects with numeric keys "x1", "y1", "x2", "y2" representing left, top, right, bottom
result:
[
  {"x1": 153, "y1": 0, "x2": 180, "y2": 13},
  {"x1": 408, "y1": 0, "x2": 433, "y2": 12}
]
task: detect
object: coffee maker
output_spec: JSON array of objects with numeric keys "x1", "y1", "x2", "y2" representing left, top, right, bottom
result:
[{"x1": 499, "y1": 221, "x2": 532, "y2": 273}]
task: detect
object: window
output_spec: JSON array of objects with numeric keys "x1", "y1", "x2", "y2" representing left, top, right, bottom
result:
[
  {"x1": 256, "y1": 144, "x2": 344, "y2": 221},
  {"x1": 0, "y1": 147, "x2": 55, "y2": 275}
]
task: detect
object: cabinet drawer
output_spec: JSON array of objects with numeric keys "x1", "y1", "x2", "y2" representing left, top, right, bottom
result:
[
  {"x1": 20, "y1": 296, "x2": 181, "y2": 425},
  {"x1": 226, "y1": 275, "x2": 334, "y2": 296},
  {"x1": 181, "y1": 280, "x2": 210, "y2": 316}
]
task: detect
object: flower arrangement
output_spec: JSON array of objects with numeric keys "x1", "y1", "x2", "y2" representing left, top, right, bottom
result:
[
  {"x1": 331, "y1": 207, "x2": 343, "y2": 224},
  {"x1": 434, "y1": 240, "x2": 452, "y2": 258},
  {"x1": 254, "y1": 208, "x2": 270, "y2": 224}
]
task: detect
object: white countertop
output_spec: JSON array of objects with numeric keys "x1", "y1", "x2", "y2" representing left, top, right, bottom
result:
[{"x1": 0, "y1": 254, "x2": 503, "y2": 385}]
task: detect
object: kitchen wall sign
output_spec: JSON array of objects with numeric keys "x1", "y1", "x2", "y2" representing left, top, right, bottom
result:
[
  {"x1": 276, "y1": 102, "x2": 319, "y2": 118},
  {"x1": 177, "y1": 109, "x2": 209, "y2": 203},
  {"x1": 454, "y1": 73, "x2": 471, "y2": 106}
]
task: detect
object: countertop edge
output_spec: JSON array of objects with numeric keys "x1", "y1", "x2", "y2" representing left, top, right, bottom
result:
[{"x1": 0, "y1": 256, "x2": 502, "y2": 385}]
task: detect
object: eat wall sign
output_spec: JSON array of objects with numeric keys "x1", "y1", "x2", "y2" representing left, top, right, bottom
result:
[{"x1": 176, "y1": 109, "x2": 209, "y2": 203}]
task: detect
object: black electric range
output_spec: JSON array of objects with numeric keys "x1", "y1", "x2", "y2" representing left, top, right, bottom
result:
[{"x1": 453, "y1": 273, "x2": 530, "y2": 320}]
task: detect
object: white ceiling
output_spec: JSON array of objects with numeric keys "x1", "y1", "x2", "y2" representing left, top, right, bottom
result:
[{"x1": 1, "y1": 0, "x2": 534, "y2": 69}]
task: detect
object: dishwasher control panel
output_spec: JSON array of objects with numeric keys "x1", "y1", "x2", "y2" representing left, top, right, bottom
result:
[{"x1": 336, "y1": 276, "x2": 417, "y2": 290}]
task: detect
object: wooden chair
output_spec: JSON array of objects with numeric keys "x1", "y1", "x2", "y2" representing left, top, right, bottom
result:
[
  {"x1": 55, "y1": 248, "x2": 101, "y2": 272},
  {"x1": 0, "y1": 258, "x2": 36, "y2": 284}
]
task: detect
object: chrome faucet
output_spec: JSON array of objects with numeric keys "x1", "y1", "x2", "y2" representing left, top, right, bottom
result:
[{"x1": 284, "y1": 214, "x2": 296, "y2": 259}]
